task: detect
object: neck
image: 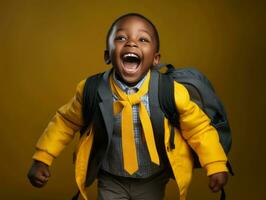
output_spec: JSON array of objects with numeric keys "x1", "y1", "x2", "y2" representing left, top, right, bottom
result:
[{"x1": 114, "y1": 71, "x2": 140, "y2": 87}]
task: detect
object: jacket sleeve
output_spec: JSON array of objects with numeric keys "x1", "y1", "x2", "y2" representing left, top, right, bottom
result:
[
  {"x1": 174, "y1": 82, "x2": 228, "y2": 176},
  {"x1": 32, "y1": 79, "x2": 86, "y2": 166}
]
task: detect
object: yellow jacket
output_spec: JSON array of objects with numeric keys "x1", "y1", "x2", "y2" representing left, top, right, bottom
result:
[{"x1": 33, "y1": 71, "x2": 228, "y2": 200}]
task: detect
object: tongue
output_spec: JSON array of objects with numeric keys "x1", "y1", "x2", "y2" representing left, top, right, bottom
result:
[{"x1": 123, "y1": 61, "x2": 138, "y2": 71}]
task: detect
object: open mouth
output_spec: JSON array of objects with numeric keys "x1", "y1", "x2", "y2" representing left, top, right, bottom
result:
[{"x1": 122, "y1": 53, "x2": 141, "y2": 73}]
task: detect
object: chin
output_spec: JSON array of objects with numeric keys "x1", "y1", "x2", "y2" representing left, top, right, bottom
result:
[
  {"x1": 116, "y1": 72, "x2": 139, "y2": 85},
  {"x1": 122, "y1": 76, "x2": 139, "y2": 86}
]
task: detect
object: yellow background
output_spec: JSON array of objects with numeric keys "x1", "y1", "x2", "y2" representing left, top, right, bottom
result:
[{"x1": 0, "y1": 0, "x2": 265, "y2": 199}]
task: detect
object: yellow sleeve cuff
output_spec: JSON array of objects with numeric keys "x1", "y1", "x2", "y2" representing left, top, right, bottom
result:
[
  {"x1": 32, "y1": 150, "x2": 55, "y2": 166},
  {"x1": 205, "y1": 161, "x2": 228, "y2": 176}
]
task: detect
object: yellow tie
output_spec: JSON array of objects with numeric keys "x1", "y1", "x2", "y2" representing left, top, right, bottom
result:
[{"x1": 110, "y1": 71, "x2": 160, "y2": 175}]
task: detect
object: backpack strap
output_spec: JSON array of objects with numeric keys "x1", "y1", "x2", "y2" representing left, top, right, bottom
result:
[
  {"x1": 72, "y1": 190, "x2": 80, "y2": 200},
  {"x1": 80, "y1": 72, "x2": 104, "y2": 135},
  {"x1": 149, "y1": 70, "x2": 164, "y2": 133},
  {"x1": 157, "y1": 65, "x2": 180, "y2": 149},
  {"x1": 220, "y1": 188, "x2": 226, "y2": 200},
  {"x1": 148, "y1": 70, "x2": 170, "y2": 165}
]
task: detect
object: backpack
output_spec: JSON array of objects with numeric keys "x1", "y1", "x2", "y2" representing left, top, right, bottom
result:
[
  {"x1": 157, "y1": 64, "x2": 232, "y2": 167},
  {"x1": 157, "y1": 64, "x2": 233, "y2": 200}
]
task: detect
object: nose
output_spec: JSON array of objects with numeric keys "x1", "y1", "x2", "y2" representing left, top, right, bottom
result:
[{"x1": 125, "y1": 39, "x2": 138, "y2": 48}]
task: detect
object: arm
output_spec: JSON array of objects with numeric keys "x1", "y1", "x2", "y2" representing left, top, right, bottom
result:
[
  {"x1": 28, "y1": 79, "x2": 86, "y2": 187},
  {"x1": 174, "y1": 82, "x2": 228, "y2": 191}
]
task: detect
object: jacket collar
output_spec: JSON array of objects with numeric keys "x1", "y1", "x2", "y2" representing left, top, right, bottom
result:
[{"x1": 97, "y1": 69, "x2": 114, "y2": 141}]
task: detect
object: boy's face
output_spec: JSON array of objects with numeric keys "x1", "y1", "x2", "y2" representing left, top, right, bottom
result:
[{"x1": 105, "y1": 16, "x2": 160, "y2": 85}]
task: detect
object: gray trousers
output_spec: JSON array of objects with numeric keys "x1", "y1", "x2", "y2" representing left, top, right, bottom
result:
[{"x1": 97, "y1": 170, "x2": 170, "y2": 200}]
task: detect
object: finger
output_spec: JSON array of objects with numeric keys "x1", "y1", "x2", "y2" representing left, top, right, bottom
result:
[
  {"x1": 42, "y1": 169, "x2": 51, "y2": 178},
  {"x1": 30, "y1": 179, "x2": 46, "y2": 188},
  {"x1": 209, "y1": 178, "x2": 217, "y2": 189},
  {"x1": 40, "y1": 175, "x2": 49, "y2": 182},
  {"x1": 43, "y1": 169, "x2": 51, "y2": 177},
  {"x1": 211, "y1": 180, "x2": 225, "y2": 193},
  {"x1": 211, "y1": 184, "x2": 221, "y2": 193},
  {"x1": 209, "y1": 180, "x2": 215, "y2": 188},
  {"x1": 36, "y1": 173, "x2": 49, "y2": 183}
]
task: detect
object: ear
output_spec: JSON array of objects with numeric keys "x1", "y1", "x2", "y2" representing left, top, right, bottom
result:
[
  {"x1": 153, "y1": 52, "x2": 161, "y2": 67},
  {"x1": 104, "y1": 50, "x2": 111, "y2": 64}
]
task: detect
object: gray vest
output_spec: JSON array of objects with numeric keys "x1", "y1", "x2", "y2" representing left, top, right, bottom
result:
[{"x1": 84, "y1": 69, "x2": 170, "y2": 187}]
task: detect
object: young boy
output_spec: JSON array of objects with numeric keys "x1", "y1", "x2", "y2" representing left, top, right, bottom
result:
[{"x1": 28, "y1": 13, "x2": 228, "y2": 200}]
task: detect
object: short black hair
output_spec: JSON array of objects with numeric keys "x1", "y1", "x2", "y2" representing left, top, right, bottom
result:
[{"x1": 106, "y1": 13, "x2": 160, "y2": 52}]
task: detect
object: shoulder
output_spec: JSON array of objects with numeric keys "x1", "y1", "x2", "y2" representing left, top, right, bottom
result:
[
  {"x1": 76, "y1": 79, "x2": 86, "y2": 95},
  {"x1": 76, "y1": 72, "x2": 106, "y2": 95},
  {"x1": 173, "y1": 81, "x2": 190, "y2": 112}
]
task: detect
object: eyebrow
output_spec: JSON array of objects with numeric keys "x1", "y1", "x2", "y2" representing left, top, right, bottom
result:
[{"x1": 116, "y1": 28, "x2": 153, "y2": 38}]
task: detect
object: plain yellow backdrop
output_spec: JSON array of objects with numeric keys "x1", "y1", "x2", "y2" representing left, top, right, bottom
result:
[{"x1": 0, "y1": 0, "x2": 265, "y2": 199}]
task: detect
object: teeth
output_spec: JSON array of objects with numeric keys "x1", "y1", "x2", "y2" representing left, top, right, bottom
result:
[{"x1": 123, "y1": 53, "x2": 139, "y2": 59}]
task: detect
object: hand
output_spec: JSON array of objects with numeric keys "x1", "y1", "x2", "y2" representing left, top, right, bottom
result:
[
  {"x1": 208, "y1": 172, "x2": 228, "y2": 193},
  {"x1": 27, "y1": 160, "x2": 51, "y2": 188}
]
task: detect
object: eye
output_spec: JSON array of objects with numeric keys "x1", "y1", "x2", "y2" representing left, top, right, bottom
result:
[
  {"x1": 139, "y1": 37, "x2": 149, "y2": 43},
  {"x1": 115, "y1": 35, "x2": 127, "y2": 41}
]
